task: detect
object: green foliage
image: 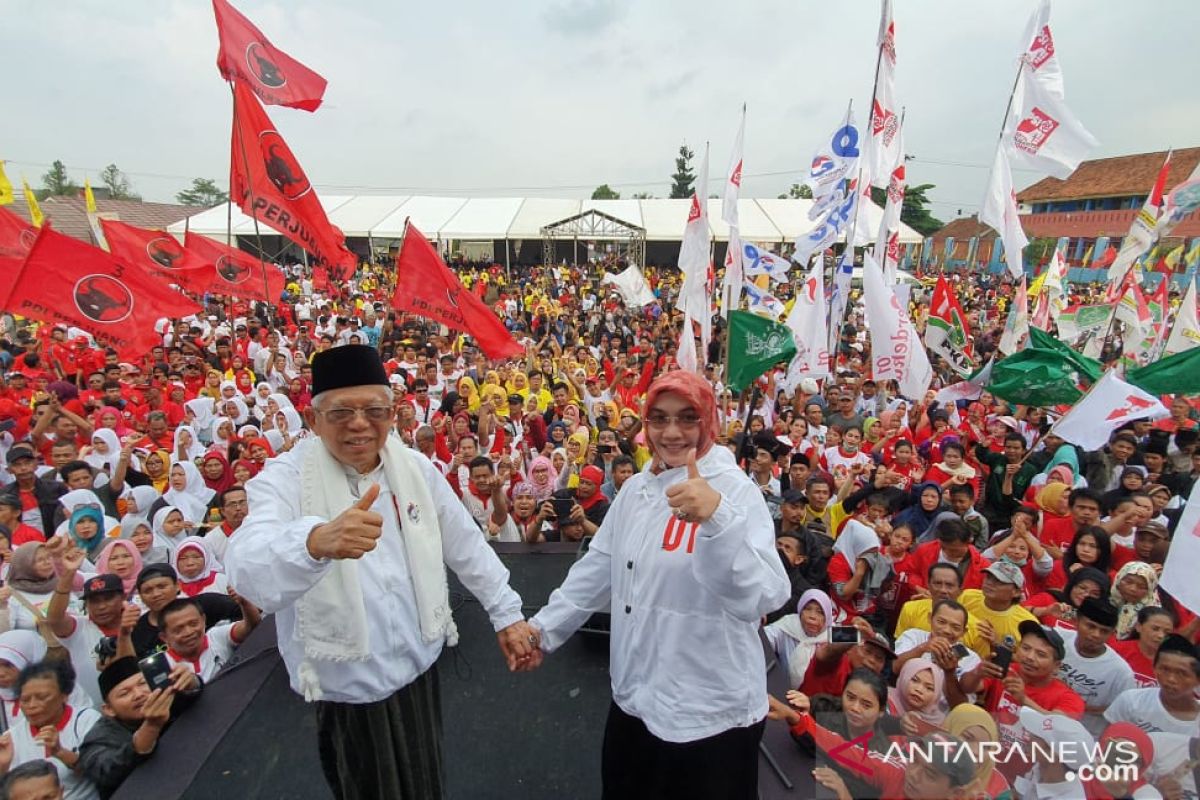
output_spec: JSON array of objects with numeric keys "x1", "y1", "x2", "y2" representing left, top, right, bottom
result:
[
  {"x1": 177, "y1": 178, "x2": 229, "y2": 207},
  {"x1": 99, "y1": 164, "x2": 140, "y2": 201},
  {"x1": 870, "y1": 182, "x2": 943, "y2": 236},
  {"x1": 669, "y1": 144, "x2": 695, "y2": 199},
  {"x1": 778, "y1": 183, "x2": 813, "y2": 199},
  {"x1": 591, "y1": 184, "x2": 620, "y2": 200},
  {"x1": 41, "y1": 160, "x2": 79, "y2": 197}
]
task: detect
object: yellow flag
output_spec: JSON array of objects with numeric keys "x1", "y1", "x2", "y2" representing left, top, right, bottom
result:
[
  {"x1": 84, "y1": 177, "x2": 97, "y2": 214},
  {"x1": 1027, "y1": 269, "x2": 1047, "y2": 297},
  {"x1": 21, "y1": 179, "x2": 43, "y2": 227},
  {"x1": 1165, "y1": 244, "x2": 1185, "y2": 271},
  {"x1": 1187, "y1": 240, "x2": 1200, "y2": 267},
  {"x1": 1080, "y1": 243, "x2": 1094, "y2": 266},
  {"x1": 0, "y1": 161, "x2": 13, "y2": 205}
]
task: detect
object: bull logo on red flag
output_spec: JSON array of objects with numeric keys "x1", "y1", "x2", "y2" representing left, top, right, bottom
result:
[
  {"x1": 1027, "y1": 25, "x2": 1055, "y2": 69},
  {"x1": 871, "y1": 99, "x2": 899, "y2": 147},
  {"x1": 1014, "y1": 107, "x2": 1060, "y2": 155},
  {"x1": 730, "y1": 160, "x2": 742, "y2": 188},
  {"x1": 245, "y1": 42, "x2": 286, "y2": 88},
  {"x1": 446, "y1": 288, "x2": 461, "y2": 308},
  {"x1": 19, "y1": 229, "x2": 37, "y2": 251},
  {"x1": 216, "y1": 256, "x2": 251, "y2": 284},
  {"x1": 73, "y1": 275, "x2": 133, "y2": 324},
  {"x1": 146, "y1": 237, "x2": 184, "y2": 269},
  {"x1": 1106, "y1": 394, "x2": 1156, "y2": 420},
  {"x1": 259, "y1": 132, "x2": 311, "y2": 200}
]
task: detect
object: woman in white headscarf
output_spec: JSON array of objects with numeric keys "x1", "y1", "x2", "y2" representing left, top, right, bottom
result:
[
  {"x1": 209, "y1": 417, "x2": 237, "y2": 459},
  {"x1": 173, "y1": 425, "x2": 206, "y2": 465},
  {"x1": 274, "y1": 407, "x2": 308, "y2": 442},
  {"x1": 81, "y1": 428, "x2": 124, "y2": 474},
  {"x1": 218, "y1": 379, "x2": 241, "y2": 401},
  {"x1": 151, "y1": 505, "x2": 193, "y2": 559},
  {"x1": 184, "y1": 397, "x2": 216, "y2": 443},
  {"x1": 219, "y1": 397, "x2": 250, "y2": 426},
  {"x1": 252, "y1": 381, "x2": 273, "y2": 413},
  {"x1": 161, "y1": 461, "x2": 216, "y2": 524},
  {"x1": 123, "y1": 485, "x2": 160, "y2": 519}
]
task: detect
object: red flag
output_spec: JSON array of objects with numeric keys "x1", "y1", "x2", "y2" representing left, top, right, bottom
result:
[
  {"x1": 0, "y1": 206, "x2": 36, "y2": 260},
  {"x1": 212, "y1": 0, "x2": 327, "y2": 112},
  {"x1": 231, "y1": 82, "x2": 355, "y2": 281},
  {"x1": 1095, "y1": 244, "x2": 1117, "y2": 268},
  {"x1": 184, "y1": 232, "x2": 285, "y2": 302},
  {"x1": 311, "y1": 266, "x2": 329, "y2": 293},
  {"x1": 100, "y1": 219, "x2": 216, "y2": 292},
  {"x1": 1, "y1": 227, "x2": 202, "y2": 355},
  {"x1": 391, "y1": 223, "x2": 523, "y2": 360}
]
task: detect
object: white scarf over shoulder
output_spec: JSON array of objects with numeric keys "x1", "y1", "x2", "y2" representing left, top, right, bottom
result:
[{"x1": 296, "y1": 437, "x2": 457, "y2": 701}]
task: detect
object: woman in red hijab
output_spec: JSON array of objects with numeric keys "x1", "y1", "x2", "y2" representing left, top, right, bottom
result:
[
  {"x1": 527, "y1": 370, "x2": 791, "y2": 800},
  {"x1": 200, "y1": 450, "x2": 236, "y2": 494}
]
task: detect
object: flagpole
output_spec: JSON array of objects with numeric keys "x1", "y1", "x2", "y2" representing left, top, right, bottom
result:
[{"x1": 229, "y1": 83, "x2": 276, "y2": 330}]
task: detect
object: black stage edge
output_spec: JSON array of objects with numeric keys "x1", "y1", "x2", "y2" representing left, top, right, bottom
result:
[{"x1": 114, "y1": 543, "x2": 816, "y2": 799}]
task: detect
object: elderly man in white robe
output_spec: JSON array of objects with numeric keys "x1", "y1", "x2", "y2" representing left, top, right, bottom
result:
[{"x1": 226, "y1": 345, "x2": 538, "y2": 800}]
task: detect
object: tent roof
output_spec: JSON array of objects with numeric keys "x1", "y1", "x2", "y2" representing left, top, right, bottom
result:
[{"x1": 170, "y1": 195, "x2": 922, "y2": 244}]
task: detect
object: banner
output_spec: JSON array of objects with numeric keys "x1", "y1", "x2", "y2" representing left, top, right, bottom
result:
[
  {"x1": 783, "y1": 258, "x2": 831, "y2": 381},
  {"x1": 866, "y1": 0, "x2": 901, "y2": 189},
  {"x1": 100, "y1": 219, "x2": 216, "y2": 292},
  {"x1": 1165, "y1": 279, "x2": 1200, "y2": 355},
  {"x1": 726, "y1": 310, "x2": 796, "y2": 393},
  {"x1": 980, "y1": 147, "x2": 1027, "y2": 279},
  {"x1": 677, "y1": 145, "x2": 712, "y2": 360},
  {"x1": 1161, "y1": 478, "x2": 1200, "y2": 616},
  {"x1": 0, "y1": 206, "x2": 36, "y2": 260},
  {"x1": 212, "y1": 0, "x2": 328, "y2": 111},
  {"x1": 1005, "y1": 67, "x2": 1098, "y2": 179},
  {"x1": 804, "y1": 107, "x2": 860, "y2": 200},
  {"x1": 184, "y1": 231, "x2": 286, "y2": 302},
  {"x1": 925, "y1": 274, "x2": 975, "y2": 376},
  {"x1": 862, "y1": 253, "x2": 931, "y2": 399},
  {"x1": 600, "y1": 263, "x2": 657, "y2": 307},
  {"x1": 741, "y1": 242, "x2": 791, "y2": 282},
  {"x1": 1053, "y1": 371, "x2": 1168, "y2": 450}
]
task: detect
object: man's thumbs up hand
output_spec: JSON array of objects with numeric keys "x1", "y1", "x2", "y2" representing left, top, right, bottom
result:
[
  {"x1": 306, "y1": 483, "x2": 385, "y2": 560},
  {"x1": 664, "y1": 449, "x2": 721, "y2": 524}
]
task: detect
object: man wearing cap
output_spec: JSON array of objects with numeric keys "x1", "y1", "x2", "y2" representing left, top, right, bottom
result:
[
  {"x1": 225, "y1": 344, "x2": 536, "y2": 800},
  {"x1": 956, "y1": 621, "x2": 1085, "y2": 784},
  {"x1": 132, "y1": 564, "x2": 242, "y2": 660},
  {"x1": 4, "y1": 446, "x2": 66, "y2": 538},
  {"x1": 957, "y1": 560, "x2": 1038, "y2": 653},
  {"x1": 1055, "y1": 597, "x2": 1136, "y2": 735},
  {"x1": 503, "y1": 392, "x2": 546, "y2": 455}
]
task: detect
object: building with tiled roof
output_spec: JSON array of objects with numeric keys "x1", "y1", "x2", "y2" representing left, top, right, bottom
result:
[{"x1": 3, "y1": 191, "x2": 197, "y2": 244}]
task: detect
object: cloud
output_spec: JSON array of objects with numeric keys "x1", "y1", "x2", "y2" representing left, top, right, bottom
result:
[{"x1": 542, "y1": 0, "x2": 625, "y2": 37}]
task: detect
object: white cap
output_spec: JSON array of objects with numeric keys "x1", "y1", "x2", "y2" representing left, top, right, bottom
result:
[
  {"x1": 1017, "y1": 708, "x2": 1094, "y2": 771},
  {"x1": 799, "y1": 378, "x2": 820, "y2": 394}
]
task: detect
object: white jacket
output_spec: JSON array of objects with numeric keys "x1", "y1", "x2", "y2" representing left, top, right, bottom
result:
[{"x1": 532, "y1": 445, "x2": 790, "y2": 743}]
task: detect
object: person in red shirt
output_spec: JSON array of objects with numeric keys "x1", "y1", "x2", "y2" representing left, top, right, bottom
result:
[
  {"x1": 798, "y1": 617, "x2": 891, "y2": 696},
  {"x1": 0, "y1": 492, "x2": 46, "y2": 546},
  {"x1": 1111, "y1": 605, "x2": 1175, "y2": 687},
  {"x1": 909, "y1": 516, "x2": 990, "y2": 592},
  {"x1": 953, "y1": 621, "x2": 1085, "y2": 785},
  {"x1": 1109, "y1": 521, "x2": 1170, "y2": 575}
]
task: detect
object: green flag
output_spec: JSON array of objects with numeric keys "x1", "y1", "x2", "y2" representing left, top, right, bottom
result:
[
  {"x1": 1127, "y1": 347, "x2": 1200, "y2": 395},
  {"x1": 1027, "y1": 328, "x2": 1104, "y2": 384},
  {"x1": 988, "y1": 348, "x2": 1085, "y2": 407},
  {"x1": 727, "y1": 310, "x2": 796, "y2": 393}
]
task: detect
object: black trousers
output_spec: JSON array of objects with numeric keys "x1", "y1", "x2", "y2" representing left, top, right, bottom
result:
[
  {"x1": 316, "y1": 668, "x2": 443, "y2": 800},
  {"x1": 601, "y1": 702, "x2": 765, "y2": 800}
]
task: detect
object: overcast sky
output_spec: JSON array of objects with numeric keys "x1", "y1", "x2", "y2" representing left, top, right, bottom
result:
[{"x1": 4, "y1": 0, "x2": 1196, "y2": 224}]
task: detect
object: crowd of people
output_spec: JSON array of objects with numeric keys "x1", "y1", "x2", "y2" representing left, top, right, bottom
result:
[{"x1": 0, "y1": 250, "x2": 1196, "y2": 799}]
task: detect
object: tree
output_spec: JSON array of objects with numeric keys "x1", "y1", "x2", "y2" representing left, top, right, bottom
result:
[
  {"x1": 632, "y1": 191, "x2": 655, "y2": 199},
  {"x1": 591, "y1": 184, "x2": 620, "y2": 200},
  {"x1": 177, "y1": 178, "x2": 229, "y2": 207},
  {"x1": 99, "y1": 164, "x2": 140, "y2": 201},
  {"x1": 41, "y1": 160, "x2": 79, "y2": 197},
  {"x1": 669, "y1": 144, "x2": 695, "y2": 199},
  {"x1": 869, "y1": 182, "x2": 943, "y2": 236},
  {"x1": 778, "y1": 183, "x2": 812, "y2": 200}
]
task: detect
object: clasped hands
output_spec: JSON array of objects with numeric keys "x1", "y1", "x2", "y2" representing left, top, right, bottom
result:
[{"x1": 497, "y1": 620, "x2": 544, "y2": 673}]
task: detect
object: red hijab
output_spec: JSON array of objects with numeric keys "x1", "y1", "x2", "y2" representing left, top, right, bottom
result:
[{"x1": 201, "y1": 450, "x2": 235, "y2": 493}]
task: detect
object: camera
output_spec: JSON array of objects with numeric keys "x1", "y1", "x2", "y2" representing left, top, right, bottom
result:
[{"x1": 828, "y1": 626, "x2": 861, "y2": 645}]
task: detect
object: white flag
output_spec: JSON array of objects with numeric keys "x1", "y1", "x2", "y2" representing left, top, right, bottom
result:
[
  {"x1": 1006, "y1": 69, "x2": 1098, "y2": 179},
  {"x1": 862, "y1": 253, "x2": 931, "y2": 400},
  {"x1": 828, "y1": 252, "x2": 854, "y2": 356},
  {"x1": 743, "y1": 281, "x2": 785, "y2": 318},
  {"x1": 874, "y1": 159, "x2": 906, "y2": 283},
  {"x1": 784, "y1": 258, "x2": 831, "y2": 379},
  {"x1": 998, "y1": 275, "x2": 1029, "y2": 354},
  {"x1": 805, "y1": 107, "x2": 861, "y2": 201},
  {"x1": 867, "y1": 0, "x2": 901, "y2": 189},
  {"x1": 677, "y1": 144, "x2": 712, "y2": 355},
  {"x1": 676, "y1": 312, "x2": 699, "y2": 374},
  {"x1": 1108, "y1": 152, "x2": 1173, "y2": 289},
  {"x1": 1053, "y1": 370, "x2": 1169, "y2": 451},
  {"x1": 722, "y1": 106, "x2": 744, "y2": 227},
  {"x1": 721, "y1": 228, "x2": 743, "y2": 318},
  {"x1": 981, "y1": 146, "x2": 1028, "y2": 279},
  {"x1": 742, "y1": 242, "x2": 792, "y2": 282},
  {"x1": 601, "y1": 264, "x2": 657, "y2": 307},
  {"x1": 1161, "y1": 478, "x2": 1200, "y2": 615},
  {"x1": 935, "y1": 359, "x2": 995, "y2": 405},
  {"x1": 1045, "y1": 249, "x2": 1068, "y2": 320},
  {"x1": 1166, "y1": 279, "x2": 1200, "y2": 355},
  {"x1": 1020, "y1": 0, "x2": 1063, "y2": 97},
  {"x1": 794, "y1": 178, "x2": 860, "y2": 267}
]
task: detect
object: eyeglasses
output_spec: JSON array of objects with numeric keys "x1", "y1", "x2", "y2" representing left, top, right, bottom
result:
[
  {"x1": 645, "y1": 412, "x2": 702, "y2": 430},
  {"x1": 316, "y1": 405, "x2": 393, "y2": 425}
]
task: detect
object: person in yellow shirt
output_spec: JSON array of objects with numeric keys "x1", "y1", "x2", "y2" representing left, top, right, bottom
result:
[
  {"x1": 894, "y1": 563, "x2": 990, "y2": 658},
  {"x1": 957, "y1": 561, "x2": 1037, "y2": 658}
]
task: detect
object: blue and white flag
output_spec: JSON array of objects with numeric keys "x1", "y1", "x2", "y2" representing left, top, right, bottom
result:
[
  {"x1": 827, "y1": 252, "x2": 855, "y2": 355},
  {"x1": 804, "y1": 107, "x2": 861, "y2": 201},
  {"x1": 743, "y1": 280, "x2": 786, "y2": 319},
  {"x1": 793, "y1": 178, "x2": 859, "y2": 268},
  {"x1": 742, "y1": 242, "x2": 792, "y2": 282}
]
